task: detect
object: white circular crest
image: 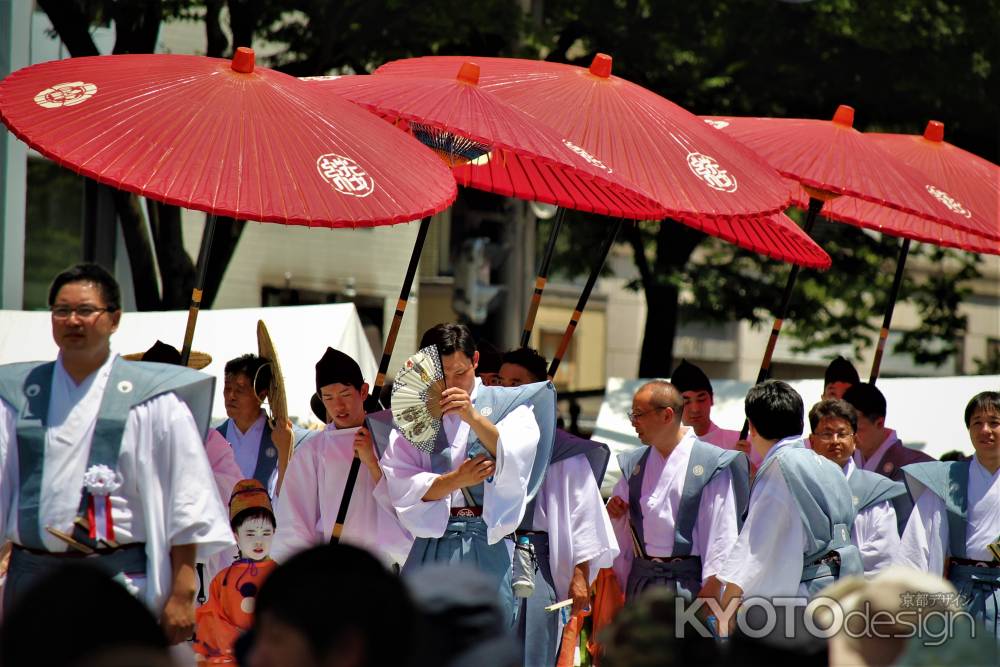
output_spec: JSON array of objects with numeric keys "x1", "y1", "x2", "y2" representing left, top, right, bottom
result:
[
  {"x1": 686, "y1": 152, "x2": 738, "y2": 192},
  {"x1": 852, "y1": 495, "x2": 860, "y2": 508},
  {"x1": 25, "y1": 384, "x2": 41, "y2": 398},
  {"x1": 632, "y1": 464, "x2": 641, "y2": 477},
  {"x1": 117, "y1": 380, "x2": 133, "y2": 394},
  {"x1": 266, "y1": 447, "x2": 277, "y2": 458},
  {"x1": 240, "y1": 597, "x2": 256, "y2": 614},
  {"x1": 34, "y1": 81, "x2": 97, "y2": 108},
  {"x1": 703, "y1": 119, "x2": 730, "y2": 130},
  {"x1": 480, "y1": 406, "x2": 493, "y2": 417},
  {"x1": 316, "y1": 153, "x2": 375, "y2": 198},
  {"x1": 562, "y1": 140, "x2": 612, "y2": 173},
  {"x1": 692, "y1": 464, "x2": 705, "y2": 477},
  {"x1": 925, "y1": 184, "x2": 972, "y2": 218}
]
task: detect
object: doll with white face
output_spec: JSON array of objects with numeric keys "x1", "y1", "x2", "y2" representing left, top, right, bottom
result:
[{"x1": 195, "y1": 480, "x2": 278, "y2": 664}]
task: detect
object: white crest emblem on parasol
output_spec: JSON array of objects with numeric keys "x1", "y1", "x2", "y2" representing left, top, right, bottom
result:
[
  {"x1": 562, "y1": 139, "x2": 612, "y2": 173},
  {"x1": 925, "y1": 184, "x2": 971, "y2": 218},
  {"x1": 702, "y1": 119, "x2": 730, "y2": 130},
  {"x1": 34, "y1": 82, "x2": 97, "y2": 108},
  {"x1": 686, "y1": 152, "x2": 738, "y2": 193},
  {"x1": 316, "y1": 153, "x2": 375, "y2": 198}
]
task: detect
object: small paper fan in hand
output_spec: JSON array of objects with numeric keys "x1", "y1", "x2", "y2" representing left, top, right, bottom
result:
[{"x1": 391, "y1": 345, "x2": 446, "y2": 453}]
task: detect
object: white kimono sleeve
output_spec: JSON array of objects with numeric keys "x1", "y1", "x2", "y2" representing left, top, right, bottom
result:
[
  {"x1": 718, "y1": 462, "x2": 806, "y2": 599},
  {"x1": 271, "y1": 444, "x2": 322, "y2": 564},
  {"x1": 381, "y1": 431, "x2": 452, "y2": 539},
  {"x1": 204, "y1": 429, "x2": 243, "y2": 504},
  {"x1": 537, "y1": 456, "x2": 619, "y2": 598},
  {"x1": 898, "y1": 491, "x2": 948, "y2": 575},
  {"x1": 692, "y1": 468, "x2": 739, "y2": 583},
  {"x1": 609, "y1": 475, "x2": 634, "y2": 592},
  {"x1": 852, "y1": 500, "x2": 902, "y2": 578},
  {"x1": 482, "y1": 404, "x2": 540, "y2": 544},
  {"x1": 136, "y1": 394, "x2": 234, "y2": 614}
]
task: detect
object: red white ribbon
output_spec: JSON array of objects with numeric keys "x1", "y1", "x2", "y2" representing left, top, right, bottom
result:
[{"x1": 88, "y1": 494, "x2": 115, "y2": 542}]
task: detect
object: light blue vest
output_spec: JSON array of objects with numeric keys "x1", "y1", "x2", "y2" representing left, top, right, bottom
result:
[
  {"x1": 617, "y1": 438, "x2": 750, "y2": 557},
  {"x1": 847, "y1": 467, "x2": 907, "y2": 517},
  {"x1": 754, "y1": 441, "x2": 863, "y2": 595},
  {"x1": 0, "y1": 358, "x2": 214, "y2": 551},
  {"x1": 903, "y1": 460, "x2": 1000, "y2": 636}
]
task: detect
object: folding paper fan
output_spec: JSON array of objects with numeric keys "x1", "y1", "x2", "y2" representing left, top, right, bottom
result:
[
  {"x1": 391, "y1": 345, "x2": 446, "y2": 452},
  {"x1": 256, "y1": 320, "x2": 288, "y2": 428}
]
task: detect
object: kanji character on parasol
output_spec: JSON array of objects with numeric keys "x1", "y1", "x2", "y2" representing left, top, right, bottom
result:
[
  {"x1": 376, "y1": 54, "x2": 832, "y2": 379},
  {"x1": 703, "y1": 108, "x2": 999, "y2": 407},
  {"x1": 0, "y1": 46, "x2": 458, "y2": 365}
]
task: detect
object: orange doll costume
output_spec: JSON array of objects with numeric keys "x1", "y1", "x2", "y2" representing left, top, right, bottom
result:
[{"x1": 194, "y1": 480, "x2": 277, "y2": 664}]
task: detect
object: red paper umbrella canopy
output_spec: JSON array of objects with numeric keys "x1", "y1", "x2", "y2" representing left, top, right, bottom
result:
[
  {"x1": 0, "y1": 49, "x2": 456, "y2": 227},
  {"x1": 304, "y1": 65, "x2": 666, "y2": 220},
  {"x1": 701, "y1": 108, "x2": 999, "y2": 242},
  {"x1": 375, "y1": 55, "x2": 834, "y2": 267},
  {"x1": 793, "y1": 121, "x2": 999, "y2": 254}
]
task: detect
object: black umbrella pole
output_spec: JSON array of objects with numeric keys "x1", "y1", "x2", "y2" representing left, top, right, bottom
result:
[
  {"x1": 521, "y1": 208, "x2": 566, "y2": 348},
  {"x1": 869, "y1": 238, "x2": 911, "y2": 384},
  {"x1": 369, "y1": 216, "x2": 433, "y2": 405},
  {"x1": 547, "y1": 219, "x2": 623, "y2": 380},
  {"x1": 738, "y1": 198, "x2": 823, "y2": 441},
  {"x1": 180, "y1": 214, "x2": 217, "y2": 366}
]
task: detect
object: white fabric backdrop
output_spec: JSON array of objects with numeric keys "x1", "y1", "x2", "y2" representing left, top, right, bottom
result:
[{"x1": 0, "y1": 303, "x2": 377, "y2": 424}]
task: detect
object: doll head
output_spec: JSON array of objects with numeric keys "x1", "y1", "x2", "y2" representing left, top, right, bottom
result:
[{"x1": 229, "y1": 480, "x2": 276, "y2": 561}]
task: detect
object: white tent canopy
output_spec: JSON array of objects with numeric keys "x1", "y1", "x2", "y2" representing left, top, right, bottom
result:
[
  {"x1": 592, "y1": 375, "x2": 1000, "y2": 496},
  {"x1": 0, "y1": 303, "x2": 378, "y2": 424}
]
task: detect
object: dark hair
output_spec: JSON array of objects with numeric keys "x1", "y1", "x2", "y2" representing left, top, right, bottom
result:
[
  {"x1": 231, "y1": 507, "x2": 277, "y2": 532},
  {"x1": 419, "y1": 323, "x2": 476, "y2": 359},
  {"x1": 965, "y1": 391, "x2": 1000, "y2": 427},
  {"x1": 501, "y1": 347, "x2": 548, "y2": 383},
  {"x1": 745, "y1": 379, "x2": 804, "y2": 441},
  {"x1": 253, "y1": 544, "x2": 417, "y2": 666},
  {"x1": 842, "y1": 382, "x2": 887, "y2": 422},
  {"x1": 0, "y1": 563, "x2": 168, "y2": 665},
  {"x1": 808, "y1": 399, "x2": 858, "y2": 433},
  {"x1": 48, "y1": 263, "x2": 121, "y2": 311},
  {"x1": 224, "y1": 353, "x2": 272, "y2": 396},
  {"x1": 939, "y1": 450, "x2": 968, "y2": 462}
]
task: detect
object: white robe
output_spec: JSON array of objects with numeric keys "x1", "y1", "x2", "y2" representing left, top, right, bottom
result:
[
  {"x1": 0, "y1": 354, "x2": 234, "y2": 615},
  {"x1": 898, "y1": 455, "x2": 1000, "y2": 573},
  {"x1": 529, "y1": 455, "x2": 619, "y2": 599},
  {"x1": 380, "y1": 378, "x2": 540, "y2": 546},
  {"x1": 843, "y1": 459, "x2": 900, "y2": 577},
  {"x1": 610, "y1": 430, "x2": 739, "y2": 591},
  {"x1": 718, "y1": 437, "x2": 810, "y2": 599},
  {"x1": 271, "y1": 423, "x2": 412, "y2": 566}
]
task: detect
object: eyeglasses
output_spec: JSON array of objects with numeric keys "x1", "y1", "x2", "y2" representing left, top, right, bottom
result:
[
  {"x1": 50, "y1": 305, "x2": 111, "y2": 320},
  {"x1": 814, "y1": 430, "x2": 855, "y2": 442},
  {"x1": 627, "y1": 407, "x2": 666, "y2": 422}
]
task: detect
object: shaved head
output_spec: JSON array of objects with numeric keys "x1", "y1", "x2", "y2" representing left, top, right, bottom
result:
[{"x1": 637, "y1": 380, "x2": 684, "y2": 414}]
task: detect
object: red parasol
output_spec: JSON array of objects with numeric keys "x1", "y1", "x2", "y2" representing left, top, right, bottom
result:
[
  {"x1": 789, "y1": 121, "x2": 999, "y2": 380},
  {"x1": 305, "y1": 65, "x2": 666, "y2": 220},
  {"x1": 0, "y1": 48, "x2": 457, "y2": 361},
  {"x1": 377, "y1": 54, "x2": 830, "y2": 376}
]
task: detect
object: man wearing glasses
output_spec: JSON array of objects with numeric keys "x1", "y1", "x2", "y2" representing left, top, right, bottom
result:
[
  {"x1": 808, "y1": 399, "x2": 905, "y2": 577},
  {"x1": 606, "y1": 380, "x2": 749, "y2": 603},
  {"x1": 0, "y1": 263, "x2": 232, "y2": 643}
]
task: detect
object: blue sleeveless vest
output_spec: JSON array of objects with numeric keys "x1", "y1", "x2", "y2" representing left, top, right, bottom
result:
[
  {"x1": 0, "y1": 358, "x2": 214, "y2": 550},
  {"x1": 755, "y1": 441, "x2": 863, "y2": 594},
  {"x1": 847, "y1": 467, "x2": 907, "y2": 517},
  {"x1": 616, "y1": 438, "x2": 750, "y2": 557}
]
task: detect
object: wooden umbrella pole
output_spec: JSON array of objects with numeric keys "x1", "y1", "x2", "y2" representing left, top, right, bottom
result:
[
  {"x1": 369, "y1": 215, "x2": 433, "y2": 405},
  {"x1": 547, "y1": 219, "x2": 623, "y2": 381},
  {"x1": 738, "y1": 198, "x2": 823, "y2": 441},
  {"x1": 869, "y1": 238, "x2": 911, "y2": 384},
  {"x1": 180, "y1": 214, "x2": 217, "y2": 366},
  {"x1": 521, "y1": 207, "x2": 567, "y2": 348},
  {"x1": 332, "y1": 215, "x2": 432, "y2": 545}
]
